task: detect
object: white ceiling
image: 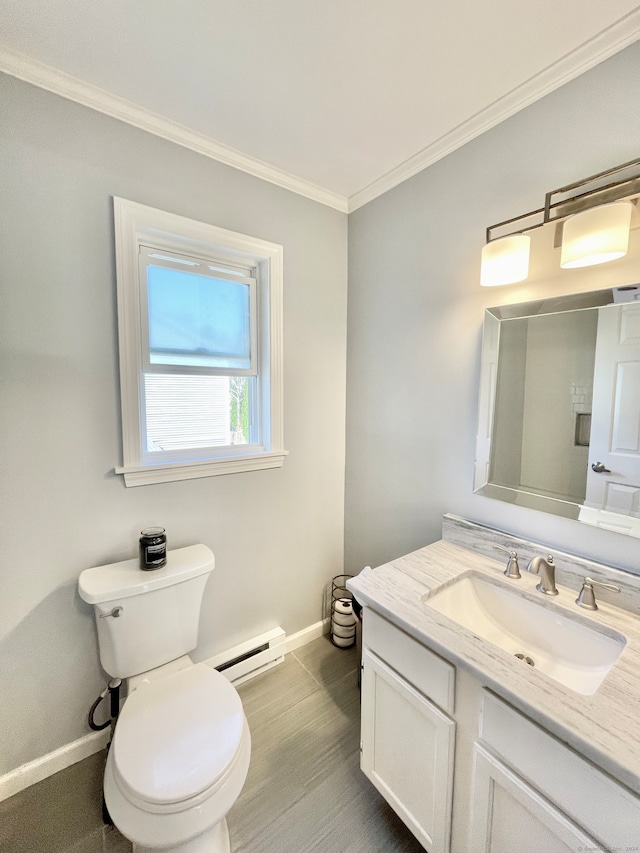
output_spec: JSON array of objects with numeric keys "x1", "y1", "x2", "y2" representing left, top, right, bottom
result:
[{"x1": 1, "y1": 1, "x2": 640, "y2": 210}]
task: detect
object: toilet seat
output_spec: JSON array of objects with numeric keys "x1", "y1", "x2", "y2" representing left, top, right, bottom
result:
[
  {"x1": 104, "y1": 715, "x2": 251, "y2": 849},
  {"x1": 111, "y1": 663, "x2": 245, "y2": 813}
]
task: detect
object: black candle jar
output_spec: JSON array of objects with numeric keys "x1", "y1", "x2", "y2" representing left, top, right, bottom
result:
[{"x1": 139, "y1": 527, "x2": 167, "y2": 570}]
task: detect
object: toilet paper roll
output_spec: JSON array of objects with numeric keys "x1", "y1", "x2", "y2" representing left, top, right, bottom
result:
[
  {"x1": 332, "y1": 633, "x2": 355, "y2": 648},
  {"x1": 331, "y1": 608, "x2": 356, "y2": 627},
  {"x1": 333, "y1": 598, "x2": 353, "y2": 616},
  {"x1": 331, "y1": 621, "x2": 356, "y2": 639}
]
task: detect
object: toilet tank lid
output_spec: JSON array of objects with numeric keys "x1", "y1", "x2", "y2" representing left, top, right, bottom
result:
[{"x1": 78, "y1": 544, "x2": 214, "y2": 604}]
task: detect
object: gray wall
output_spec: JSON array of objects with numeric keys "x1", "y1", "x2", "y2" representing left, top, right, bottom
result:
[
  {"x1": 519, "y1": 311, "x2": 595, "y2": 502},
  {"x1": 345, "y1": 41, "x2": 640, "y2": 576},
  {"x1": 0, "y1": 74, "x2": 348, "y2": 775},
  {"x1": 491, "y1": 319, "x2": 527, "y2": 490}
]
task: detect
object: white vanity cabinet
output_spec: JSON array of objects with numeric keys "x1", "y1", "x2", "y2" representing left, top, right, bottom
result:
[
  {"x1": 360, "y1": 609, "x2": 640, "y2": 853},
  {"x1": 469, "y1": 746, "x2": 598, "y2": 853},
  {"x1": 470, "y1": 691, "x2": 640, "y2": 853},
  {"x1": 360, "y1": 610, "x2": 456, "y2": 852}
]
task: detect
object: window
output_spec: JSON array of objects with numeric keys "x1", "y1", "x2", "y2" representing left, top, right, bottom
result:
[{"x1": 113, "y1": 198, "x2": 286, "y2": 486}]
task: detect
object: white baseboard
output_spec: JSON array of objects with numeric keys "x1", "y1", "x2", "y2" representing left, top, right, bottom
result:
[
  {"x1": 0, "y1": 619, "x2": 330, "y2": 802},
  {"x1": 285, "y1": 618, "x2": 330, "y2": 653},
  {"x1": 0, "y1": 728, "x2": 110, "y2": 803}
]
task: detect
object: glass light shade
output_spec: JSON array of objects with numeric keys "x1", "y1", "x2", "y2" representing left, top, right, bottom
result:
[
  {"x1": 560, "y1": 201, "x2": 632, "y2": 269},
  {"x1": 480, "y1": 234, "x2": 530, "y2": 287}
]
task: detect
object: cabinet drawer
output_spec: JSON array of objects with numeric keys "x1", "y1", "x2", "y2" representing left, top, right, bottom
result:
[
  {"x1": 480, "y1": 691, "x2": 640, "y2": 847},
  {"x1": 364, "y1": 609, "x2": 455, "y2": 713}
]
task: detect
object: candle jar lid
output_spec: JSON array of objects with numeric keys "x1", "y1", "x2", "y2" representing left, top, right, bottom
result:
[{"x1": 141, "y1": 527, "x2": 165, "y2": 537}]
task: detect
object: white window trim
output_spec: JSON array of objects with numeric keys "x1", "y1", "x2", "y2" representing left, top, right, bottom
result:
[{"x1": 112, "y1": 197, "x2": 286, "y2": 486}]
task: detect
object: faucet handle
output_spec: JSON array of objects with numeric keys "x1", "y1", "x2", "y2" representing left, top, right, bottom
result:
[
  {"x1": 575, "y1": 577, "x2": 620, "y2": 611},
  {"x1": 493, "y1": 545, "x2": 521, "y2": 579}
]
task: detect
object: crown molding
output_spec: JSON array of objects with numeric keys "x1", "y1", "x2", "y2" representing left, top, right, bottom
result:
[
  {"x1": 0, "y1": 46, "x2": 349, "y2": 214},
  {"x1": 347, "y1": 10, "x2": 640, "y2": 212},
  {"x1": 2, "y1": 9, "x2": 640, "y2": 219}
]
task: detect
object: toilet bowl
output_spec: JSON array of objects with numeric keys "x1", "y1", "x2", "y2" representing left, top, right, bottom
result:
[
  {"x1": 104, "y1": 663, "x2": 250, "y2": 852},
  {"x1": 78, "y1": 545, "x2": 251, "y2": 853}
]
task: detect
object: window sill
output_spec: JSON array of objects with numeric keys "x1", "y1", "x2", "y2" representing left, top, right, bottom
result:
[{"x1": 115, "y1": 450, "x2": 288, "y2": 487}]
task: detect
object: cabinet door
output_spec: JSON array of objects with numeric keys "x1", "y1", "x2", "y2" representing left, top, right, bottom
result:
[
  {"x1": 361, "y1": 649, "x2": 455, "y2": 852},
  {"x1": 469, "y1": 745, "x2": 599, "y2": 853}
]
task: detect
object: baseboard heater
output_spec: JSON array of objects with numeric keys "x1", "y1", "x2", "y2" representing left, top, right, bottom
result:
[{"x1": 205, "y1": 627, "x2": 286, "y2": 685}]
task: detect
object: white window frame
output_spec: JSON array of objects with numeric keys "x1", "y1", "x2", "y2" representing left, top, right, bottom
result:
[{"x1": 113, "y1": 197, "x2": 286, "y2": 487}]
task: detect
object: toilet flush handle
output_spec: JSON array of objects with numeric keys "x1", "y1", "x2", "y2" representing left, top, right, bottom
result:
[{"x1": 100, "y1": 606, "x2": 124, "y2": 618}]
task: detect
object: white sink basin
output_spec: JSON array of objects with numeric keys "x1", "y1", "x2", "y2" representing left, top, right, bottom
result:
[{"x1": 423, "y1": 572, "x2": 626, "y2": 695}]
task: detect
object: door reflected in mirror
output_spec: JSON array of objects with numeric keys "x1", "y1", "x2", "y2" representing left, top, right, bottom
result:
[{"x1": 474, "y1": 288, "x2": 640, "y2": 538}]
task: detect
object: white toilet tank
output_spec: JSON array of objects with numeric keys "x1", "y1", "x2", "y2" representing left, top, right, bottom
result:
[{"x1": 78, "y1": 544, "x2": 214, "y2": 679}]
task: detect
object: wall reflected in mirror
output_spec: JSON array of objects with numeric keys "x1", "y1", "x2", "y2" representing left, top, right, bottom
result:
[{"x1": 474, "y1": 287, "x2": 640, "y2": 538}]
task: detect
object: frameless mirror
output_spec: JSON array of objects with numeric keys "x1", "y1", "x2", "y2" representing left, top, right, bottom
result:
[{"x1": 474, "y1": 287, "x2": 640, "y2": 537}]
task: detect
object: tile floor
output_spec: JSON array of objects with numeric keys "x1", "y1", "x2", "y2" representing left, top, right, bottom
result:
[{"x1": 0, "y1": 636, "x2": 424, "y2": 852}]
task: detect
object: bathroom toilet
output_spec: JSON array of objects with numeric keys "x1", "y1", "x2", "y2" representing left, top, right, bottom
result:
[{"x1": 78, "y1": 544, "x2": 250, "y2": 853}]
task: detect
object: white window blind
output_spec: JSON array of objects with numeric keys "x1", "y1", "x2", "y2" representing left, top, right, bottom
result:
[{"x1": 139, "y1": 246, "x2": 257, "y2": 374}]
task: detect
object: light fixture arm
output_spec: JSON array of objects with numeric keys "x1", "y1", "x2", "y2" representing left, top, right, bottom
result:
[
  {"x1": 486, "y1": 156, "x2": 640, "y2": 244},
  {"x1": 544, "y1": 156, "x2": 640, "y2": 223},
  {"x1": 481, "y1": 156, "x2": 640, "y2": 286},
  {"x1": 485, "y1": 207, "x2": 546, "y2": 244}
]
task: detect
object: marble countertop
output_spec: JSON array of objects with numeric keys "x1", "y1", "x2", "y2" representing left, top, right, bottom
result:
[{"x1": 348, "y1": 538, "x2": 640, "y2": 794}]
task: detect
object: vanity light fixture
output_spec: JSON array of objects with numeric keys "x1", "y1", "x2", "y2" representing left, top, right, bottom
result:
[
  {"x1": 480, "y1": 233, "x2": 530, "y2": 287},
  {"x1": 560, "y1": 201, "x2": 633, "y2": 269},
  {"x1": 480, "y1": 157, "x2": 640, "y2": 286}
]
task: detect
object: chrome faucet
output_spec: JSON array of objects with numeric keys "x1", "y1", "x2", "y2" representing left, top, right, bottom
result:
[{"x1": 526, "y1": 554, "x2": 558, "y2": 596}]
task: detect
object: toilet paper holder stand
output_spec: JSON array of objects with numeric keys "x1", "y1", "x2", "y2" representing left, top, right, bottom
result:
[{"x1": 330, "y1": 574, "x2": 356, "y2": 649}]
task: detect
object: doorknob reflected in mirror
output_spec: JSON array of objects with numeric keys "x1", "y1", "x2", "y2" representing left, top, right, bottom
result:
[{"x1": 591, "y1": 462, "x2": 612, "y2": 473}]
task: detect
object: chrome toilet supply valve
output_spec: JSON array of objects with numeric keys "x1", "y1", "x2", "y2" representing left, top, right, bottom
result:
[
  {"x1": 493, "y1": 544, "x2": 521, "y2": 579},
  {"x1": 575, "y1": 577, "x2": 620, "y2": 610}
]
